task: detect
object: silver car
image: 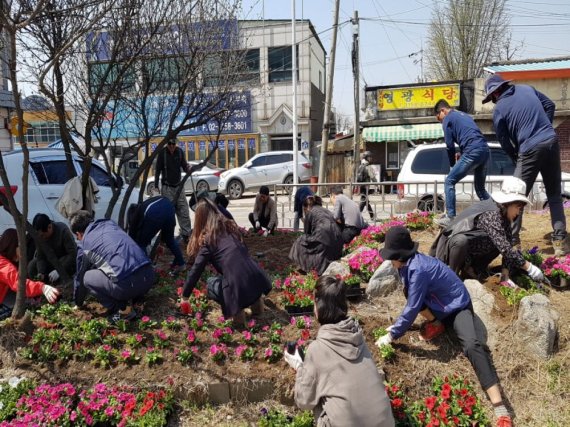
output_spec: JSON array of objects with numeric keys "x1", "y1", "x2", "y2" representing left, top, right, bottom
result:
[{"x1": 145, "y1": 161, "x2": 224, "y2": 195}]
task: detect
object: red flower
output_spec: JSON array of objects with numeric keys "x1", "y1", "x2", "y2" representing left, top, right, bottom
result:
[
  {"x1": 437, "y1": 402, "x2": 450, "y2": 418},
  {"x1": 441, "y1": 383, "x2": 452, "y2": 400},
  {"x1": 418, "y1": 411, "x2": 426, "y2": 422},
  {"x1": 452, "y1": 416, "x2": 460, "y2": 425},
  {"x1": 463, "y1": 406, "x2": 473, "y2": 416},
  {"x1": 391, "y1": 385, "x2": 399, "y2": 393},
  {"x1": 391, "y1": 398, "x2": 403, "y2": 408},
  {"x1": 301, "y1": 329, "x2": 310, "y2": 340},
  {"x1": 425, "y1": 396, "x2": 437, "y2": 410},
  {"x1": 459, "y1": 388, "x2": 469, "y2": 397}
]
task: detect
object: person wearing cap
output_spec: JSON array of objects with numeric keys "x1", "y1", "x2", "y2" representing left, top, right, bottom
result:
[
  {"x1": 358, "y1": 151, "x2": 378, "y2": 221},
  {"x1": 433, "y1": 99, "x2": 490, "y2": 228},
  {"x1": 154, "y1": 138, "x2": 193, "y2": 243},
  {"x1": 430, "y1": 176, "x2": 545, "y2": 284},
  {"x1": 190, "y1": 190, "x2": 234, "y2": 221},
  {"x1": 483, "y1": 74, "x2": 567, "y2": 255},
  {"x1": 248, "y1": 186, "x2": 278, "y2": 236},
  {"x1": 126, "y1": 196, "x2": 186, "y2": 276},
  {"x1": 377, "y1": 226, "x2": 513, "y2": 427},
  {"x1": 330, "y1": 186, "x2": 366, "y2": 244}
]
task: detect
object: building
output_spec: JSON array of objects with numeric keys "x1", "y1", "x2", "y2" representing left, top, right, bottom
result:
[
  {"x1": 11, "y1": 96, "x2": 68, "y2": 148},
  {"x1": 0, "y1": 29, "x2": 14, "y2": 151},
  {"x1": 88, "y1": 19, "x2": 326, "y2": 170}
]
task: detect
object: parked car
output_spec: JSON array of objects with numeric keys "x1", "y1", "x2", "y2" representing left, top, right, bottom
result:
[
  {"x1": 218, "y1": 151, "x2": 312, "y2": 199},
  {"x1": 395, "y1": 142, "x2": 570, "y2": 212},
  {"x1": 145, "y1": 161, "x2": 224, "y2": 195},
  {"x1": 0, "y1": 149, "x2": 140, "y2": 233}
]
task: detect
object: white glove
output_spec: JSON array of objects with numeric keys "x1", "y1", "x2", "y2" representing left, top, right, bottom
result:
[
  {"x1": 526, "y1": 263, "x2": 545, "y2": 282},
  {"x1": 42, "y1": 284, "x2": 60, "y2": 304},
  {"x1": 48, "y1": 270, "x2": 60, "y2": 283},
  {"x1": 255, "y1": 221, "x2": 260, "y2": 229},
  {"x1": 283, "y1": 348, "x2": 304, "y2": 371},
  {"x1": 376, "y1": 333, "x2": 393, "y2": 347},
  {"x1": 262, "y1": 229, "x2": 269, "y2": 237}
]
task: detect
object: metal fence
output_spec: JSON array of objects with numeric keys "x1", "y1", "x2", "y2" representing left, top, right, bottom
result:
[{"x1": 268, "y1": 179, "x2": 569, "y2": 229}]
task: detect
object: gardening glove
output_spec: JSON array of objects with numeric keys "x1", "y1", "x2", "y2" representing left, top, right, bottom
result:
[
  {"x1": 48, "y1": 269, "x2": 60, "y2": 283},
  {"x1": 376, "y1": 332, "x2": 393, "y2": 347},
  {"x1": 255, "y1": 220, "x2": 261, "y2": 229},
  {"x1": 262, "y1": 228, "x2": 269, "y2": 238},
  {"x1": 284, "y1": 348, "x2": 304, "y2": 371},
  {"x1": 42, "y1": 284, "x2": 60, "y2": 304},
  {"x1": 526, "y1": 263, "x2": 545, "y2": 282}
]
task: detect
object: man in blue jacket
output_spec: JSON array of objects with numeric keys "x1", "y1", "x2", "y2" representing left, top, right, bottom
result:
[
  {"x1": 376, "y1": 226, "x2": 512, "y2": 427},
  {"x1": 70, "y1": 210, "x2": 156, "y2": 323},
  {"x1": 483, "y1": 74, "x2": 567, "y2": 255},
  {"x1": 434, "y1": 99, "x2": 490, "y2": 228}
]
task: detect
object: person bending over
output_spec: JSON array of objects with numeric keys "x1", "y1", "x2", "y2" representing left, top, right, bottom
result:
[{"x1": 330, "y1": 186, "x2": 366, "y2": 244}]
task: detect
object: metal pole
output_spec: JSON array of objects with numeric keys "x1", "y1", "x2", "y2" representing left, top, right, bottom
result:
[
  {"x1": 317, "y1": 0, "x2": 340, "y2": 194},
  {"x1": 292, "y1": 0, "x2": 299, "y2": 188},
  {"x1": 351, "y1": 10, "x2": 360, "y2": 182}
]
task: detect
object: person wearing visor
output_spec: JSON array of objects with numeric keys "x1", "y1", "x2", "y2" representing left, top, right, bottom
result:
[
  {"x1": 377, "y1": 226, "x2": 513, "y2": 427},
  {"x1": 483, "y1": 74, "x2": 567, "y2": 255},
  {"x1": 431, "y1": 177, "x2": 545, "y2": 284}
]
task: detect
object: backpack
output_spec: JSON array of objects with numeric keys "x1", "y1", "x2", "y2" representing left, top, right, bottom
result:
[{"x1": 357, "y1": 164, "x2": 368, "y2": 182}]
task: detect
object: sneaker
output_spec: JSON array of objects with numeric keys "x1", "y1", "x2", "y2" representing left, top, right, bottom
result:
[
  {"x1": 419, "y1": 320, "x2": 445, "y2": 341},
  {"x1": 496, "y1": 415, "x2": 512, "y2": 427},
  {"x1": 434, "y1": 215, "x2": 452, "y2": 229},
  {"x1": 552, "y1": 237, "x2": 569, "y2": 257},
  {"x1": 107, "y1": 307, "x2": 137, "y2": 324}
]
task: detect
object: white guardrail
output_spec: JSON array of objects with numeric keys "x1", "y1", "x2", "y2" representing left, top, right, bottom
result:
[{"x1": 268, "y1": 179, "x2": 570, "y2": 229}]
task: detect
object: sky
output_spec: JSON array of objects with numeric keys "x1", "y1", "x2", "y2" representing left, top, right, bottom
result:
[{"x1": 240, "y1": 0, "x2": 570, "y2": 118}]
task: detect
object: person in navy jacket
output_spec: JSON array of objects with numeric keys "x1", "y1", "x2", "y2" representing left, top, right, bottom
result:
[
  {"x1": 70, "y1": 211, "x2": 155, "y2": 323},
  {"x1": 376, "y1": 226, "x2": 512, "y2": 427}
]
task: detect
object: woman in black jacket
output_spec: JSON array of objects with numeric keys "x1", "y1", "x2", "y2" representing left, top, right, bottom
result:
[
  {"x1": 182, "y1": 198, "x2": 271, "y2": 325},
  {"x1": 289, "y1": 196, "x2": 344, "y2": 275}
]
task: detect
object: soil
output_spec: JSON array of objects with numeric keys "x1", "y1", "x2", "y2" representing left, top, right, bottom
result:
[{"x1": 1, "y1": 213, "x2": 569, "y2": 426}]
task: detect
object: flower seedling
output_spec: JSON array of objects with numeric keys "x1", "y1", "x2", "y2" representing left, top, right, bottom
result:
[
  {"x1": 235, "y1": 344, "x2": 256, "y2": 361},
  {"x1": 263, "y1": 344, "x2": 283, "y2": 363}
]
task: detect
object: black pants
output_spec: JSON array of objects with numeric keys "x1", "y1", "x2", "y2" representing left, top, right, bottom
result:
[
  {"x1": 341, "y1": 225, "x2": 361, "y2": 244},
  {"x1": 444, "y1": 304, "x2": 499, "y2": 391},
  {"x1": 248, "y1": 213, "x2": 275, "y2": 232},
  {"x1": 359, "y1": 186, "x2": 374, "y2": 219},
  {"x1": 447, "y1": 233, "x2": 498, "y2": 276},
  {"x1": 513, "y1": 138, "x2": 566, "y2": 241}
]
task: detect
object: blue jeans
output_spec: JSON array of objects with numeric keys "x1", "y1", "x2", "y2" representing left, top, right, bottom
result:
[
  {"x1": 136, "y1": 198, "x2": 185, "y2": 267},
  {"x1": 445, "y1": 148, "x2": 490, "y2": 217}
]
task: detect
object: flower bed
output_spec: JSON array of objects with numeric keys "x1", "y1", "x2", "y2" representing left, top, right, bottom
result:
[
  {"x1": 541, "y1": 254, "x2": 570, "y2": 288},
  {"x1": 274, "y1": 271, "x2": 318, "y2": 315},
  {"x1": 347, "y1": 248, "x2": 383, "y2": 282}
]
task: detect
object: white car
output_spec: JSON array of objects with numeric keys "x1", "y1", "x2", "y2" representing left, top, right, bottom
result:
[
  {"x1": 396, "y1": 142, "x2": 570, "y2": 212},
  {"x1": 218, "y1": 151, "x2": 312, "y2": 199},
  {"x1": 145, "y1": 161, "x2": 224, "y2": 195},
  {"x1": 0, "y1": 149, "x2": 140, "y2": 233}
]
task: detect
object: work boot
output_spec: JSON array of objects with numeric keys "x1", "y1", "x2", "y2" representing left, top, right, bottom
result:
[
  {"x1": 107, "y1": 306, "x2": 137, "y2": 324},
  {"x1": 419, "y1": 320, "x2": 445, "y2": 341},
  {"x1": 552, "y1": 236, "x2": 569, "y2": 257}
]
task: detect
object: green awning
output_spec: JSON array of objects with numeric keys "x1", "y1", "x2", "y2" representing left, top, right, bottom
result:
[{"x1": 362, "y1": 123, "x2": 444, "y2": 142}]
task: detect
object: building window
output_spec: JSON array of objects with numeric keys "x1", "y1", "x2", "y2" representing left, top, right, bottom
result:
[
  {"x1": 235, "y1": 49, "x2": 260, "y2": 84},
  {"x1": 24, "y1": 122, "x2": 61, "y2": 146},
  {"x1": 386, "y1": 142, "x2": 400, "y2": 170},
  {"x1": 268, "y1": 46, "x2": 298, "y2": 83},
  {"x1": 88, "y1": 62, "x2": 137, "y2": 95},
  {"x1": 143, "y1": 57, "x2": 182, "y2": 92}
]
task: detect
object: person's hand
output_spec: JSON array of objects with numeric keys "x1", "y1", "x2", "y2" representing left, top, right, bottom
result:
[
  {"x1": 283, "y1": 348, "x2": 304, "y2": 371},
  {"x1": 255, "y1": 220, "x2": 260, "y2": 229},
  {"x1": 48, "y1": 270, "x2": 59, "y2": 283},
  {"x1": 526, "y1": 263, "x2": 545, "y2": 282},
  {"x1": 42, "y1": 284, "x2": 60, "y2": 304},
  {"x1": 375, "y1": 332, "x2": 393, "y2": 347},
  {"x1": 262, "y1": 229, "x2": 269, "y2": 238},
  {"x1": 455, "y1": 152, "x2": 461, "y2": 161}
]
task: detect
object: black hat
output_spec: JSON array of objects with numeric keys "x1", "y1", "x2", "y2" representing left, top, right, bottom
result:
[
  {"x1": 259, "y1": 186, "x2": 270, "y2": 196},
  {"x1": 380, "y1": 226, "x2": 419, "y2": 261}
]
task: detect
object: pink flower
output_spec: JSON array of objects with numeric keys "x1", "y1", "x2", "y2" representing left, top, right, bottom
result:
[
  {"x1": 290, "y1": 317, "x2": 297, "y2": 326},
  {"x1": 141, "y1": 316, "x2": 150, "y2": 323},
  {"x1": 210, "y1": 344, "x2": 219, "y2": 355},
  {"x1": 156, "y1": 330, "x2": 168, "y2": 340},
  {"x1": 121, "y1": 350, "x2": 132, "y2": 358},
  {"x1": 187, "y1": 330, "x2": 196, "y2": 343},
  {"x1": 135, "y1": 334, "x2": 143, "y2": 342},
  {"x1": 264, "y1": 347, "x2": 273, "y2": 358},
  {"x1": 235, "y1": 344, "x2": 247, "y2": 357},
  {"x1": 212, "y1": 328, "x2": 223, "y2": 339},
  {"x1": 102, "y1": 344, "x2": 111, "y2": 351},
  {"x1": 247, "y1": 319, "x2": 256, "y2": 329},
  {"x1": 242, "y1": 331, "x2": 252, "y2": 341}
]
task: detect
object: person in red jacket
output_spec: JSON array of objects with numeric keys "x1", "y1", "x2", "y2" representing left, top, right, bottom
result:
[{"x1": 0, "y1": 228, "x2": 59, "y2": 320}]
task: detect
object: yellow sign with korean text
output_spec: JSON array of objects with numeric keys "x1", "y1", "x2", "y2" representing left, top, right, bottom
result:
[{"x1": 377, "y1": 84, "x2": 460, "y2": 111}]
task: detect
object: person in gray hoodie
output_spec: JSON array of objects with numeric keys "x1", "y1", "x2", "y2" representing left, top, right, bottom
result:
[{"x1": 284, "y1": 275, "x2": 395, "y2": 427}]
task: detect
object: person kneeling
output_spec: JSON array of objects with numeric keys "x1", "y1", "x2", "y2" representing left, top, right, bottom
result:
[
  {"x1": 248, "y1": 186, "x2": 277, "y2": 236},
  {"x1": 70, "y1": 211, "x2": 155, "y2": 323},
  {"x1": 284, "y1": 275, "x2": 395, "y2": 427},
  {"x1": 378, "y1": 226, "x2": 512, "y2": 427},
  {"x1": 182, "y1": 199, "x2": 271, "y2": 326}
]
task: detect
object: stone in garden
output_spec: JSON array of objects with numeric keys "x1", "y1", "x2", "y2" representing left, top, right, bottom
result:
[
  {"x1": 463, "y1": 279, "x2": 498, "y2": 350},
  {"x1": 515, "y1": 294, "x2": 559, "y2": 359},
  {"x1": 366, "y1": 260, "x2": 399, "y2": 297},
  {"x1": 323, "y1": 261, "x2": 350, "y2": 277}
]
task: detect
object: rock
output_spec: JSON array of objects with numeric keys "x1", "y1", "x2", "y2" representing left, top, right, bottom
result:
[
  {"x1": 463, "y1": 279, "x2": 498, "y2": 350},
  {"x1": 366, "y1": 260, "x2": 399, "y2": 297},
  {"x1": 515, "y1": 294, "x2": 559, "y2": 359},
  {"x1": 323, "y1": 261, "x2": 349, "y2": 277}
]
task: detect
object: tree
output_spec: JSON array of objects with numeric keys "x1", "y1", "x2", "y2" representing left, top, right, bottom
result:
[{"x1": 425, "y1": 0, "x2": 519, "y2": 81}]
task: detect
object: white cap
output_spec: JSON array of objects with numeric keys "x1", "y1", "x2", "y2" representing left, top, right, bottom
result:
[{"x1": 491, "y1": 176, "x2": 531, "y2": 205}]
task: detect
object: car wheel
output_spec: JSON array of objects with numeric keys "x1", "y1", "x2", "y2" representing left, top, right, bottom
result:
[
  {"x1": 227, "y1": 179, "x2": 244, "y2": 199},
  {"x1": 196, "y1": 180, "x2": 210, "y2": 193},
  {"x1": 417, "y1": 196, "x2": 444, "y2": 212},
  {"x1": 283, "y1": 175, "x2": 294, "y2": 194},
  {"x1": 146, "y1": 182, "x2": 156, "y2": 195}
]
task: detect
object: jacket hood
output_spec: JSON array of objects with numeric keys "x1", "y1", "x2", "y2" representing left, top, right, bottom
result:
[
  {"x1": 316, "y1": 317, "x2": 364, "y2": 361},
  {"x1": 497, "y1": 85, "x2": 515, "y2": 101}
]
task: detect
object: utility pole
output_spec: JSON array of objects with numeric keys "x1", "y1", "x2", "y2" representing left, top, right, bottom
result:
[
  {"x1": 351, "y1": 10, "x2": 360, "y2": 182},
  {"x1": 292, "y1": 0, "x2": 299, "y2": 187},
  {"x1": 317, "y1": 0, "x2": 340, "y2": 194}
]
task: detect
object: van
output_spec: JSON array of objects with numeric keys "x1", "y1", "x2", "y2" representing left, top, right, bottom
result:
[
  {"x1": 395, "y1": 142, "x2": 570, "y2": 212},
  {"x1": 0, "y1": 149, "x2": 140, "y2": 233}
]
